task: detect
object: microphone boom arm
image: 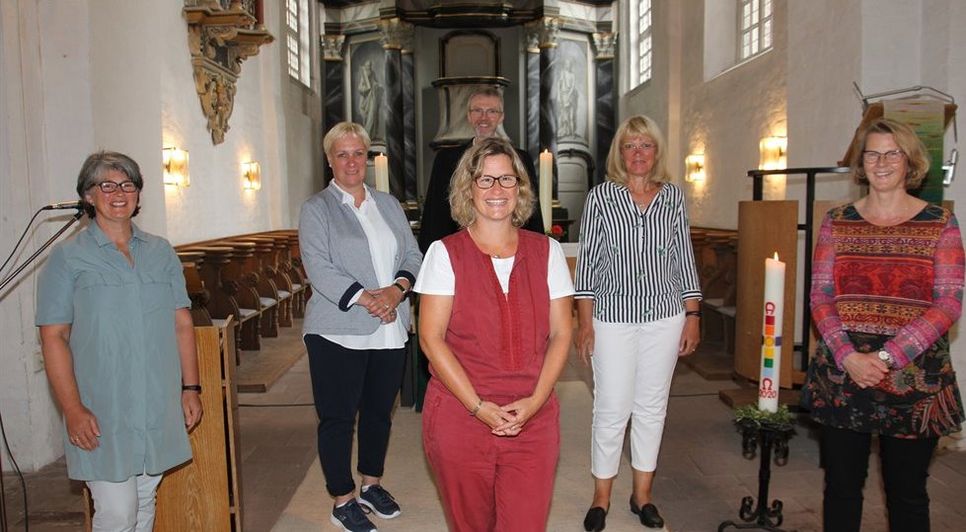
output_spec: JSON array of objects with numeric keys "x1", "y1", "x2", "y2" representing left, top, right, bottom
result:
[{"x1": 0, "y1": 210, "x2": 85, "y2": 294}]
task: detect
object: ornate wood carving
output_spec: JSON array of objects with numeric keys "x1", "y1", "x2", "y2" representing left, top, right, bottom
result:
[{"x1": 183, "y1": 1, "x2": 274, "y2": 144}]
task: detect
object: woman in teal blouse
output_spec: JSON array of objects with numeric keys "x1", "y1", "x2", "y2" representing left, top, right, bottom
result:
[{"x1": 36, "y1": 151, "x2": 203, "y2": 531}]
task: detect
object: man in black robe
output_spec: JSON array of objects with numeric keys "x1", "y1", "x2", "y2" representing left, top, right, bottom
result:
[{"x1": 418, "y1": 87, "x2": 544, "y2": 253}]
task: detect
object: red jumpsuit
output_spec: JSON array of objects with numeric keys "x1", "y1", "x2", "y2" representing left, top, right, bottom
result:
[{"x1": 422, "y1": 229, "x2": 560, "y2": 532}]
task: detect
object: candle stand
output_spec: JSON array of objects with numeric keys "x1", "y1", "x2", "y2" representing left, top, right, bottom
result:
[{"x1": 718, "y1": 414, "x2": 795, "y2": 532}]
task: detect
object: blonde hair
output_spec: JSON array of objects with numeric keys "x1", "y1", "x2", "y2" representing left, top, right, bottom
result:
[
  {"x1": 323, "y1": 122, "x2": 371, "y2": 161},
  {"x1": 606, "y1": 115, "x2": 671, "y2": 186},
  {"x1": 448, "y1": 137, "x2": 535, "y2": 228},
  {"x1": 850, "y1": 118, "x2": 930, "y2": 189}
]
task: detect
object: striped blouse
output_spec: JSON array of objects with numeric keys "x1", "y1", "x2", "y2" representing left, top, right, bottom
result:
[{"x1": 574, "y1": 180, "x2": 702, "y2": 323}]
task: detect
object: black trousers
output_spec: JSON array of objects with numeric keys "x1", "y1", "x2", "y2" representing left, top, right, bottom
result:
[
  {"x1": 304, "y1": 334, "x2": 406, "y2": 498},
  {"x1": 820, "y1": 425, "x2": 938, "y2": 532}
]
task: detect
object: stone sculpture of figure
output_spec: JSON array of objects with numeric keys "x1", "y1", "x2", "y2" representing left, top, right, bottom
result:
[
  {"x1": 558, "y1": 58, "x2": 578, "y2": 138},
  {"x1": 358, "y1": 60, "x2": 381, "y2": 137}
]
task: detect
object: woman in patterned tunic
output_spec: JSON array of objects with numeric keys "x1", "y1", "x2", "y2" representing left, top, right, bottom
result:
[{"x1": 804, "y1": 118, "x2": 964, "y2": 532}]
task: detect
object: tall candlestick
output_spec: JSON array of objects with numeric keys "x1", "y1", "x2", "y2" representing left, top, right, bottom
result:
[
  {"x1": 539, "y1": 150, "x2": 553, "y2": 232},
  {"x1": 758, "y1": 252, "x2": 785, "y2": 412},
  {"x1": 374, "y1": 153, "x2": 389, "y2": 193}
]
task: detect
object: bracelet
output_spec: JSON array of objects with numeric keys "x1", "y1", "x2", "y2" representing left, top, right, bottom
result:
[
  {"x1": 685, "y1": 310, "x2": 702, "y2": 318},
  {"x1": 182, "y1": 384, "x2": 202, "y2": 393},
  {"x1": 392, "y1": 281, "x2": 408, "y2": 295},
  {"x1": 469, "y1": 399, "x2": 483, "y2": 417}
]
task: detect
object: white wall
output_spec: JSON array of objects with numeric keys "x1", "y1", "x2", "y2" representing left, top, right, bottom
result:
[
  {"x1": 625, "y1": 0, "x2": 788, "y2": 230},
  {"x1": 1, "y1": 0, "x2": 321, "y2": 472}
]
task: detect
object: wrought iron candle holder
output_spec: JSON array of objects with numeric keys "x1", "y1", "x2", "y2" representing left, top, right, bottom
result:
[{"x1": 719, "y1": 411, "x2": 795, "y2": 532}]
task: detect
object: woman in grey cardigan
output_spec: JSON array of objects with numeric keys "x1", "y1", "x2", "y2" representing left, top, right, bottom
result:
[{"x1": 298, "y1": 122, "x2": 422, "y2": 532}]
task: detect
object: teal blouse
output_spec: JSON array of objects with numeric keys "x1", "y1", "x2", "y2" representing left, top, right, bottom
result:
[{"x1": 36, "y1": 222, "x2": 192, "y2": 482}]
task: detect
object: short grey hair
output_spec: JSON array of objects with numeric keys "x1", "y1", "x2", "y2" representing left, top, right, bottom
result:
[
  {"x1": 76, "y1": 151, "x2": 143, "y2": 218},
  {"x1": 323, "y1": 122, "x2": 371, "y2": 161}
]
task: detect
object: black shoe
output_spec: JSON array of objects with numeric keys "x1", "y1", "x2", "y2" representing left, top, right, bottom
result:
[
  {"x1": 330, "y1": 499, "x2": 377, "y2": 532},
  {"x1": 583, "y1": 506, "x2": 607, "y2": 531},
  {"x1": 358, "y1": 484, "x2": 401, "y2": 519},
  {"x1": 630, "y1": 497, "x2": 664, "y2": 529}
]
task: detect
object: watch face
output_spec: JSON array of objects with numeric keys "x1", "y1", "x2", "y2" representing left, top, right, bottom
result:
[{"x1": 878, "y1": 351, "x2": 891, "y2": 363}]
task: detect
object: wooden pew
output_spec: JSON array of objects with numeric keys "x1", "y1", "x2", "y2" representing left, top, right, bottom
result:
[
  {"x1": 176, "y1": 250, "x2": 213, "y2": 326},
  {"x1": 692, "y1": 228, "x2": 739, "y2": 352}
]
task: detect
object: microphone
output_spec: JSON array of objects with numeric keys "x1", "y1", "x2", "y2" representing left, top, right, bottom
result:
[{"x1": 42, "y1": 201, "x2": 83, "y2": 211}]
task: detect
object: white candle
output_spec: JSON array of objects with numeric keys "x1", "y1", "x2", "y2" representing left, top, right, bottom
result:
[
  {"x1": 758, "y1": 252, "x2": 785, "y2": 412},
  {"x1": 374, "y1": 153, "x2": 389, "y2": 193},
  {"x1": 539, "y1": 150, "x2": 553, "y2": 232}
]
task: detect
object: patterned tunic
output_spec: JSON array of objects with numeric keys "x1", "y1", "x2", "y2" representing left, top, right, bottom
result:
[{"x1": 804, "y1": 203, "x2": 965, "y2": 438}]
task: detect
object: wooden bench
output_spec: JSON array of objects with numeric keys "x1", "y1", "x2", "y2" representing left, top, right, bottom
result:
[
  {"x1": 175, "y1": 230, "x2": 311, "y2": 357},
  {"x1": 692, "y1": 227, "x2": 739, "y2": 352}
]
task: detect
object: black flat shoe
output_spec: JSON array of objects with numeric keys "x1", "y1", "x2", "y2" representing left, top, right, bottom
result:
[
  {"x1": 630, "y1": 497, "x2": 664, "y2": 528},
  {"x1": 583, "y1": 506, "x2": 608, "y2": 532}
]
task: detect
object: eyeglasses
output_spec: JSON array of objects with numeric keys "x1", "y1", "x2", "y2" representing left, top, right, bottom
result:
[
  {"x1": 92, "y1": 180, "x2": 139, "y2": 193},
  {"x1": 862, "y1": 149, "x2": 905, "y2": 164},
  {"x1": 621, "y1": 142, "x2": 656, "y2": 152},
  {"x1": 469, "y1": 108, "x2": 503, "y2": 118},
  {"x1": 475, "y1": 174, "x2": 519, "y2": 189}
]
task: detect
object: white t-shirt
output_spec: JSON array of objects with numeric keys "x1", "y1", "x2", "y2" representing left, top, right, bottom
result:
[{"x1": 414, "y1": 236, "x2": 575, "y2": 298}]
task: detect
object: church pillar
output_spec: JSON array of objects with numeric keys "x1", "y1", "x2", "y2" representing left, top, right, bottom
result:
[
  {"x1": 593, "y1": 32, "x2": 617, "y2": 185},
  {"x1": 380, "y1": 18, "x2": 411, "y2": 201},
  {"x1": 322, "y1": 34, "x2": 345, "y2": 183},
  {"x1": 401, "y1": 27, "x2": 417, "y2": 202},
  {"x1": 525, "y1": 27, "x2": 540, "y2": 165},
  {"x1": 537, "y1": 17, "x2": 560, "y2": 195}
]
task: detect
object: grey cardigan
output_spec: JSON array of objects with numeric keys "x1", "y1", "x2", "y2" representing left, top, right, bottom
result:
[{"x1": 298, "y1": 184, "x2": 422, "y2": 337}]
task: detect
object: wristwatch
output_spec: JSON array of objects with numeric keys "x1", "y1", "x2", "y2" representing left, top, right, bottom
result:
[{"x1": 877, "y1": 350, "x2": 894, "y2": 368}]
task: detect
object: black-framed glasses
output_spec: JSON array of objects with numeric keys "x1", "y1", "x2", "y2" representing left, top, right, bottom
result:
[
  {"x1": 92, "y1": 180, "x2": 139, "y2": 193},
  {"x1": 862, "y1": 149, "x2": 905, "y2": 164},
  {"x1": 475, "y1": 174, "x2": 519, "y2": 189}
]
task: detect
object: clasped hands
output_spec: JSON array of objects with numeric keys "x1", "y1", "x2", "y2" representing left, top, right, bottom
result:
[
  {"x1": 473, "y1": 396, "x2": 540, "y2": 437},
  {"x1": 842, "y1": 351, "x2": 890, "y2": 389},
  {"x1": 358, "y1": 285, "x2": 405, "y2": 323}
]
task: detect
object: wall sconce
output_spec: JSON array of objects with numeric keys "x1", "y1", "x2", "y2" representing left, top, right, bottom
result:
[
  {"x1": 759, "y1": 136, "x2": 787, "y2": 170},
  {"x1": 162, "y1": 147, "x2": 189, "y2": 187},
  {"x1": 242, "y1": 161, "x2": 261, "y2": 190},
  {"x1": 685, "y1": 154, "x2": 705, "y2": 182}
]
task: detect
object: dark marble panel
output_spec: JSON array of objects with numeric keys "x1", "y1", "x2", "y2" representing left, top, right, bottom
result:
[
  {"x1": 385, "y1": 49, "x2": 404, "y2": 200},
  {"x1": 526, "y1": 52, "x2": 540, "y2": 165},
  {"x1": 595, "y1": 57, "x2": 615, "y2": 185},
  {"x1": 539, "y1": 48, "x2": 559, "y2": 194},
  {"x1": 402, "y1": 53, "x2": 417, "y2": 201},
  {"x1": 323, "y1": 61, "x2": 345, "y2": 184}
]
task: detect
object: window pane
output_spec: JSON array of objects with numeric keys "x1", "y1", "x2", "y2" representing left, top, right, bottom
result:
[
  {"x1": 763, "y1": 20, "x2": 772, "y2": 49},
  {"x1": 764, "y1": 0, "x2": 772, "y2": 17}
]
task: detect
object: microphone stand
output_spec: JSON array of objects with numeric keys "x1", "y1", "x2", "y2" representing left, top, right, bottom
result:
[
  {"x1": 0, "y1": 208, "x2": 83, "y2": 532},
  {"x1": 0, "y1": 210, "x2": 84, "y2": 293}
]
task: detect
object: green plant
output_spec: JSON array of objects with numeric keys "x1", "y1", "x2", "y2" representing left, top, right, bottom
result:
[{"x1": 734, "y1": 404, "x2": 794, "y2": 431}]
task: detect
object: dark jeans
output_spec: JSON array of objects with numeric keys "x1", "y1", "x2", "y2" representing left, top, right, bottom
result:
[
  {"x1": 304, "y1": 334, "x2": 406, "y2": 498},
  {"x1": 821, "y1": 425, "x2": 938, "y2": 532}
]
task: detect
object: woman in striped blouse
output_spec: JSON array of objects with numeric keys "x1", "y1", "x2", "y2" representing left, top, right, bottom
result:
[{"x1": 575, "y1": 115, "x2": 702, "y2": 531}]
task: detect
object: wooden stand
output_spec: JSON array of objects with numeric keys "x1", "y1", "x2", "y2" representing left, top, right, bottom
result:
[
  {"x1": 84, "y1": 318, "x2": 242, "y2": 531},
  {"x1": 734, "y1": 201, "x2": 798, "y2": 388}
]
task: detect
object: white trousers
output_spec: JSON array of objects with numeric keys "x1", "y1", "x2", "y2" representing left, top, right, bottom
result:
[
  {"x1": 590, "y1": 314, "x2": 684, "y2": 478},
  {"x1": 87, "y1": 473, "x2": 163, "y2": 532}
]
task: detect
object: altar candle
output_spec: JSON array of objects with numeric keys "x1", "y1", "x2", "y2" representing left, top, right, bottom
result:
[
  {"x1": 374, "y1": 153, "x2": 389, "y2": 193},
  {"x1": 758, "y1": 252, "x2": 785, "y2": 412},
  {"x1": 539, "y1": 150, "x2": 553, "y2": 232}
]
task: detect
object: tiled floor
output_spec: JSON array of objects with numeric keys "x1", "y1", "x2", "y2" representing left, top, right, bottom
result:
[{"x1": 5, "y1": 329, "x2": 966, "y2": 531}]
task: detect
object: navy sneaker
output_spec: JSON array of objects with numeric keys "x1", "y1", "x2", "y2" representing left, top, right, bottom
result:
[
  {"x1": 330, "y1": 499, "x2": 377, "y2": 532},
  {"x1": 358, "y1": 484, "x2": 401, "y2": 519}
]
